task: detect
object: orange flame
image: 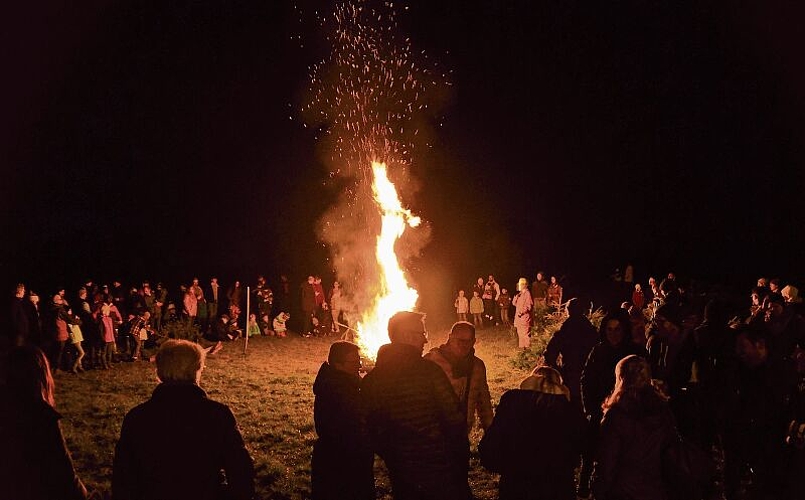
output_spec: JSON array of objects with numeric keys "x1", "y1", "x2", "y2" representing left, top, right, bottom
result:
[{"x1": 355, "y1": 161, "x2": 420, "y2": 359}]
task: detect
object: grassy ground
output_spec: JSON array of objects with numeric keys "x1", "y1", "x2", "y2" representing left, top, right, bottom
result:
[{"x1": 56, "y1": 324, "x2": 532, "y2": 499}]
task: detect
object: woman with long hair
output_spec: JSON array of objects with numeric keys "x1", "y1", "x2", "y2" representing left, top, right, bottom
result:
[
  {"x1": 0, "y1": 345, "x2": 88, "y2": 499},
  {"x1": 592, "y1": 355, "x2": 675, "y2": 500}
]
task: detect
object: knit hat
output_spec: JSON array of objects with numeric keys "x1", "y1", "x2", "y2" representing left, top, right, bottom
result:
[
  {"x1": 654, "y1": 303, "x2": 682, "y2": 328},
  {"x1": 519, "y1": 366, "x2": 571, "y2": 401}
]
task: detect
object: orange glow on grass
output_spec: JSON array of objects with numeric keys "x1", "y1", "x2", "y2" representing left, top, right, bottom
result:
[{"x1": 355, "y1": 162, "x2": 420, "y2": 359}]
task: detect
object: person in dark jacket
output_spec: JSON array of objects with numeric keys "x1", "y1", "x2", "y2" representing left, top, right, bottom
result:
[
  {"x1": 544, "y1": 298, "x2": 598, "y2": 409},
  {"x1": 112, "y1": 339, "x2": 254, "y2": 500},
  {"x1": 578, "y1": 309, "x2": 643, "y2": 498},
  {"x1": 0, "y1": 345, "x2": 88, "y2": 500},
  {"x1": 592, "y1": 355, "x2": 677, "y2": 500},
  {"x1": 722, "y1": 326, "x2": 794, "y2": 500},
  {"x1": 9, "y1": 283, "x2": 30, "y2": 348},
  {"x1": 479, "y1": 366, "x2": 586, "y2": 500},
  {"x1": 361, "y1": 311, "x2": 471, "y2": 500},
  {"x1": 311, "y1": 341, "x2": 374, "y2": 500}
]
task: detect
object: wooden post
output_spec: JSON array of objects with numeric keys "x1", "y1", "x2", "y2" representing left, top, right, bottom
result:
[{"x1": 244, "y1": 286, "x2": 250, "y2": 354}]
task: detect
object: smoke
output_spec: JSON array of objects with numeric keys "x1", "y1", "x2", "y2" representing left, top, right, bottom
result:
[{"x1": 301, "y1": 0, "x2": 446, "y2": 313}]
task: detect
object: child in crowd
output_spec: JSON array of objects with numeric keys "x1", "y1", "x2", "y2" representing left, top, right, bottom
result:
[
  {"x1": 67, "y1": 309, "x2": 85, "y2": 373},
  {"x1": 273, "y1": 312, "x2": 289, "y2": 338},
  {"x1": 259, "y1": 313, "x2": 273, "y2": 336},
  {"x1": 497, "y1": 288, "x2": 512, "y2": 327},
  {"x1": 247, "y1": 313, "x2": 261, "y2": 338},
  {"x1": 470, "y1": 290, "x2": 485, "y2": 329},
  {"x1": 455, "y1": 290, "x2": 469, "y2": 322},
  {"x1": 98, "y1": 304, "x2": 116, "y2": 369}
]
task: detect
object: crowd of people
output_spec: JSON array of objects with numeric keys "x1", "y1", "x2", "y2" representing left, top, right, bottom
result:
[
  {"x1": 6, "y1": 274, "x2": 357, "y2": 374},
  {"x1": 310, "y1": 272, "x2": 805, "y2": 500},
  {"x1": 5, "y1": 269, "x2": 805, "y2": 499}
]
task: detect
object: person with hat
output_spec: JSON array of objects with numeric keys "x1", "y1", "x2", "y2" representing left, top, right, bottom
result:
[{"x1": 479, "y1": 366, "x2": 586, "y2": 500}]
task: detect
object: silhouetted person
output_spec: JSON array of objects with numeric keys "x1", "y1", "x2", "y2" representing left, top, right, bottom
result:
[
  {"x1": 592, "y1": 355, "x2": 677, "y2": 500},
  {"x1": 8, "y1": 283, "x2": 30, "y2": 348},
  {"x1": 479, "y1": 366, "x2": 586, "y2": 500},
  {"x1": 578, "y1": 309, "x2": 642, "y2": 497},
  {"x1": 361, "y1": 311, "x2": 471, "y2": 500},
  {"x1": 0, "y1": 345, "x2": 88, "y2": 500},
  {"x1": 311, "y1": 341, "x2": 374, "y2": 500},
  {"x1": 544, "y1": 298, "x2": 598, "y2": 409},
  {"x1": 113, "y1": 339, "x2": 254, "y2": 500}
]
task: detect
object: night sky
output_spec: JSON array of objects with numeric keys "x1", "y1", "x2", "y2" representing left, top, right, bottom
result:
[{"x1": 4, "y1": 1, "x2": 804, "y2": 311}]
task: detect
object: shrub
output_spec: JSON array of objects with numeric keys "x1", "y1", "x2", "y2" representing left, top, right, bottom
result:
[
  {"x1": 510, "y1": 303, "x2": 606, "y2": 371},
  {"x1": 161, "y1": 320, "x2": 201, "y2": 342}
]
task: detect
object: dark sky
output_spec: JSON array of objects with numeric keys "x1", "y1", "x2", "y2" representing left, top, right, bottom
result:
[{"x1": 3, "y1": 0, "x2": 804, "y2": 301}]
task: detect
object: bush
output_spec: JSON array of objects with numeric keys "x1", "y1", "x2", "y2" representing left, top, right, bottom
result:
[
  {"x1": 161, "y1": 320, "x2": 201, "y2": 342},
  {"x1": 510, "y1": 303, "x2": 606, "y2": 371}
]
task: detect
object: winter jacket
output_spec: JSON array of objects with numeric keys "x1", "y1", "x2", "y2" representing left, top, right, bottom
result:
[
  {"x1": 479, "y1": 389, "x2": 586, "y2": 500},
  {"x1": 183, "y1": 291, "x2": 197, "y2": 317},
  {"x1": 311, "y1": 362, "x2": 374, "y2": 500},
  {"x1": 469, "y1": 296, "x2": 484, "y2": 314},
  {"x1": 361, "y1": 343, "x2": 470, "y2": 499},
  {"x1": 592, "y1": 391, "x2": 676, "y2": 500},
  {"x1": 112, "y1": 383, "x2": 254, "y2": 500},
  {"x1": 0, "y1": 392, "x2": 87, "y2": 500},
  {"x1": 544, "y1": 314, "x2": 598, "y2": 406},
  {"x1": 581, "y1": 340, "x2": 645, "y2": 419},
  {"x1": 424, "y1": 346, "x2": 494, "y2": 432}
]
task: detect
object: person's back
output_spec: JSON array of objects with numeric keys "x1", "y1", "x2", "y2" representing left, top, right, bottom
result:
[
  {"x1": 544, "y1": 301, "x2": 598, "y2": 405},
  {"x1": 361, "y1": 312, "x2": 470, "y2": 500},
  {"x1": 479, "y1": 367, "x2": 586, "y2": 500},
  {"x1": 0, "y1": 345, "x2": 88, "y2": 500},
  {"x1": 593, "y1": 356, "x2": 676, "y2": 500},
  {"x1": 113, "y1": 339, "x2": 254, "y2": 500}
]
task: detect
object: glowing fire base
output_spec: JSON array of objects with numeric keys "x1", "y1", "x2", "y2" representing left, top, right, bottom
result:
[{"x1": 355, "y1": 162, "x2": 420, "y2": 359}]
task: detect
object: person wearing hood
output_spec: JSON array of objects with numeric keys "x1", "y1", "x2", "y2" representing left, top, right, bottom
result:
[
  {"x1": 424, "y1": 321, "x2": 493, "y2": 434},
  {"x1": 478, "y1": 366, "x2": 586, "y2": 500},
  {"x1": 311, "y1": 341, "x2": 374, "y2": 500},
  {"x1": 361, "y1": 311, "x2": 471, "y2": 500}
]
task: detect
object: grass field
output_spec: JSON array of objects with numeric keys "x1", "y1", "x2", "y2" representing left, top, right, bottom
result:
[{"x1": 55, "y1": 324, "x2": 533, "y2": 499}]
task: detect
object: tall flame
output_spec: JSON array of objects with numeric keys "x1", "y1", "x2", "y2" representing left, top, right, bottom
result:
[{"x1": 355, "y1": 162, "x2": 420, "y2": 359}]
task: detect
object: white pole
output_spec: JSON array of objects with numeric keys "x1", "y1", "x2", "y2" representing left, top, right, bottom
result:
[{"x1": 244, "y1": 286, "x2": 250, "y2": 354}]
